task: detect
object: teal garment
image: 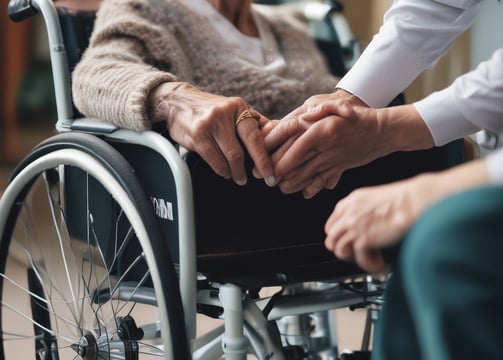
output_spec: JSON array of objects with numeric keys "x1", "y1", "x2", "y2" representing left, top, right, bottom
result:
[{"x1": 373, "y1": 185, "x2": 503, "y2": 360}]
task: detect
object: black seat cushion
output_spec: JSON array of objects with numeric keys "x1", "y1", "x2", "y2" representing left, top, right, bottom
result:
[{"x1": 189, "y1": 140, "x2": 464, "y2": 284}]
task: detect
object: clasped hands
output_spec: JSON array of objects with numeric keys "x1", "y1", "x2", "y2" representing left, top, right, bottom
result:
[
  {"x1": 263, "y1": 91, "x2": 402, "y2": 273},
  {"x1": 257, "y1": 90, "x2": 439, "y2": 274},
  {"x1": 263, "y1": 90, "x2": 374, "y2": 198},
  {"x1": 263, "y1": 91, "x2": 443, "y2": 274}
]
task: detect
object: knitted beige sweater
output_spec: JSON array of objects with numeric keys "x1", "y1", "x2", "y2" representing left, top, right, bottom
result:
[{"x1": 72, "y1": 0, "x2": 339, "y2": 131}]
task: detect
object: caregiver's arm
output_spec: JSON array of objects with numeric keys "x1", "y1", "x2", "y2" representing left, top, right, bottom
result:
[{"x1": 337, "y1": 0, "x2": 482, "y2": 108}]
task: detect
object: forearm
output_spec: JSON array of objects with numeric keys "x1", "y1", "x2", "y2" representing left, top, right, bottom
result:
[
  {"x1": 147, "y1": 82, "x2": 190, "y2": 124},
  {"x1": 416, "y1": 158, "x2": 490, "y2": 209},
  {"x1": 147, "y1": 82, "x2": 237, "y2": 130},
  {"x1": 332, "y1": 88, "x2": 367, "y2": 107},
  {"x1": 337, "y1": 0, "x2": 481, "y2": 108},
  {"x1": 376, "y1": 104, "x2": 435, "y2": 155},
  {"x1": 323, "y1": 154, "x2": 491, "y2": 273}
]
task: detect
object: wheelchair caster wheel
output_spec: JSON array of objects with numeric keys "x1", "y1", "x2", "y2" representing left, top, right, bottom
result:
[
  {"x1": 339, "y1": 350, "x2": 371, "y2": 360},
  {"x1": 283, "y1": 345, "x2": 307, "y2": 359}
]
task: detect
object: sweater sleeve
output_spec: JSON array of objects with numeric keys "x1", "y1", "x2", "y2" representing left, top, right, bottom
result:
[{"x1": 72, "y1": 0, "x2": 186, "y2": 130}]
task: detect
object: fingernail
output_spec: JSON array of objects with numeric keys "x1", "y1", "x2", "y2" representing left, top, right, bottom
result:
[
  {"x1": 236, "y1": 178, "x2": 247, "y2": 186},
  {"x1": 304, "y1": 186, "x2": 318, "y2": 199},
  {"x1": 265, "y1": 176, "x2": 276, "y2": 187},
  {"x1": 252, "y1": 168, "x2": 261, "y2": 179}
]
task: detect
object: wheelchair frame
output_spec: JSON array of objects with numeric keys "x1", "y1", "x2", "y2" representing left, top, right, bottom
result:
[{"x1": 1, "y1": 0, "x2": 463, "y2": 359}]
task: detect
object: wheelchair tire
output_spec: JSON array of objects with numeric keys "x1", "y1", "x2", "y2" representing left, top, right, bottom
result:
[{"x1": 0, "y1": 132, "x2": 189, "y2": 359}]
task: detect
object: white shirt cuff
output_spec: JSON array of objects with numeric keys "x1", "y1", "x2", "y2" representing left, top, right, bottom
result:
[
  {"x1": 487, "y1": 149, "x2": 503, "y2": 184},
  {"x1": 414, "y1": 88, "x2": 480, "y2": 146},
  {"x1": 336, "y1": 28, "x2": 424, "y2": 108}
]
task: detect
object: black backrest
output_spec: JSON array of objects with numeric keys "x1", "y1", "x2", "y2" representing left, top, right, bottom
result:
[
  {"x1": 57, "y1": 7, "x2": 96, "y2": 71},
  {"x1": 56, "y1": 6, "x2": 97, "y2": 118}
]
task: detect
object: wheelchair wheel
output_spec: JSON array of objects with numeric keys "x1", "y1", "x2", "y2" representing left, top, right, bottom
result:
[{"x1": 0, "y1": 133, "x2": 189, "y2": 359}]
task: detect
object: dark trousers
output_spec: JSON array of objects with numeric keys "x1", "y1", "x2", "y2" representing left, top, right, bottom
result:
[{"x1": 373, "y1": 186, "x2": 503, "y2": 360}]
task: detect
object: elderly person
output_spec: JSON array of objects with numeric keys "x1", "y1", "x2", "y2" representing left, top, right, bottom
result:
[{"x1": 71, "y1": 0, "x2": 339, "y2": 187}]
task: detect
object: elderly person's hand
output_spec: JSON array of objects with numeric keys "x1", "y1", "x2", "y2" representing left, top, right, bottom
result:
[
  {"x1": 324, "y1": 158, "x2": 490, "y2": 273},
  {"x1": 149, "y1": 82, "x2": 275, "y2": 187}
]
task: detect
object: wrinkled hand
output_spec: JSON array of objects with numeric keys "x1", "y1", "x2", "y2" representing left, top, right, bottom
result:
[
  {"x1": 149, "y1": 82, "x2": 275, "y2": 186},
  {"x1": 324, "y1": 176, "x2": 433, "y2": 273},
  {"x1": 265, "y1": 89, "x2": 366, "y2": 156},
  {"x1": 264, "y1": 90, "x2": 369, "y2": 197},
  {"x1": 266, "y1": 100, "x2": 436, "y2": 198},
  {"x1": 268, "y1": 101, "x2": 387, "y2": 198}
]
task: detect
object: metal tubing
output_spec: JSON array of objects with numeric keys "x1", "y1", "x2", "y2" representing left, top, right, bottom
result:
[
  {"x1": 31, "y1": 0, "x2": 74, "y2": 129},
  {"x1": 219, "y1": 284, "x2": 248, "y2": 360}
]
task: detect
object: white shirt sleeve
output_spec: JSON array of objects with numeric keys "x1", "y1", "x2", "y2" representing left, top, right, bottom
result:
[
  {"x1": 414, "y1": 49, "x2": 503, "y2": 146},
  {"x1": 336, "y1": 0, "x2": 482, "y2": 108},
  {"x1": 414, "y1": 48, "x2": 503, "y2": 185}
]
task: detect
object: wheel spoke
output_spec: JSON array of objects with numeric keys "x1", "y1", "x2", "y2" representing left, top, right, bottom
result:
[
  {"x1": 0, "y1": 142, "x2": 181, "y2": 359},
  {"x1": 43, "y1": 171, "x2": 79, "y2": 314},
  {"x1": 1, "y1": 300, "x2": 76, "y2": 344}
]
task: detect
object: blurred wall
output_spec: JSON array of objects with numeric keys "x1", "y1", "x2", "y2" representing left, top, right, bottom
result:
[
  {"x1": 471, "y1": 1, "x2": 503, "y2": 68},
  {"x1": 1, "y1": 0, "x2": 34, "y2": 161},
  {"x1": 470, "y1": 0, "x2": 503, "y2": 151}
]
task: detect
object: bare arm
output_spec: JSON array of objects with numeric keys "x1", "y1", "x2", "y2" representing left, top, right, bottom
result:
[{"x1": 324, "y1": 158, "x2": 490, "y2": 273}]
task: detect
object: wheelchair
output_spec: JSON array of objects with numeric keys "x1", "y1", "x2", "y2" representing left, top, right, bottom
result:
[{"x1": 0, "y1": 0, "x2": 465, "y2": 359}]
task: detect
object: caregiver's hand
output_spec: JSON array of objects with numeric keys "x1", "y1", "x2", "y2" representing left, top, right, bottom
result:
[{"x1": 324, "y1": 159, "x2": 491, "y2": 273}]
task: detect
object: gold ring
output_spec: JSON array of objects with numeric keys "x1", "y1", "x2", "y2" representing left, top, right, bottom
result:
[{"x1": 235, "y1": 109, "x2": 255, "y2": 128}]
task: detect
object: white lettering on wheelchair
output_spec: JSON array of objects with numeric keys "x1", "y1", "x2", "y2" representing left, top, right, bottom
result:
[{"x1": 151, "y1": 197, "x2": 174, "y2": 221}]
